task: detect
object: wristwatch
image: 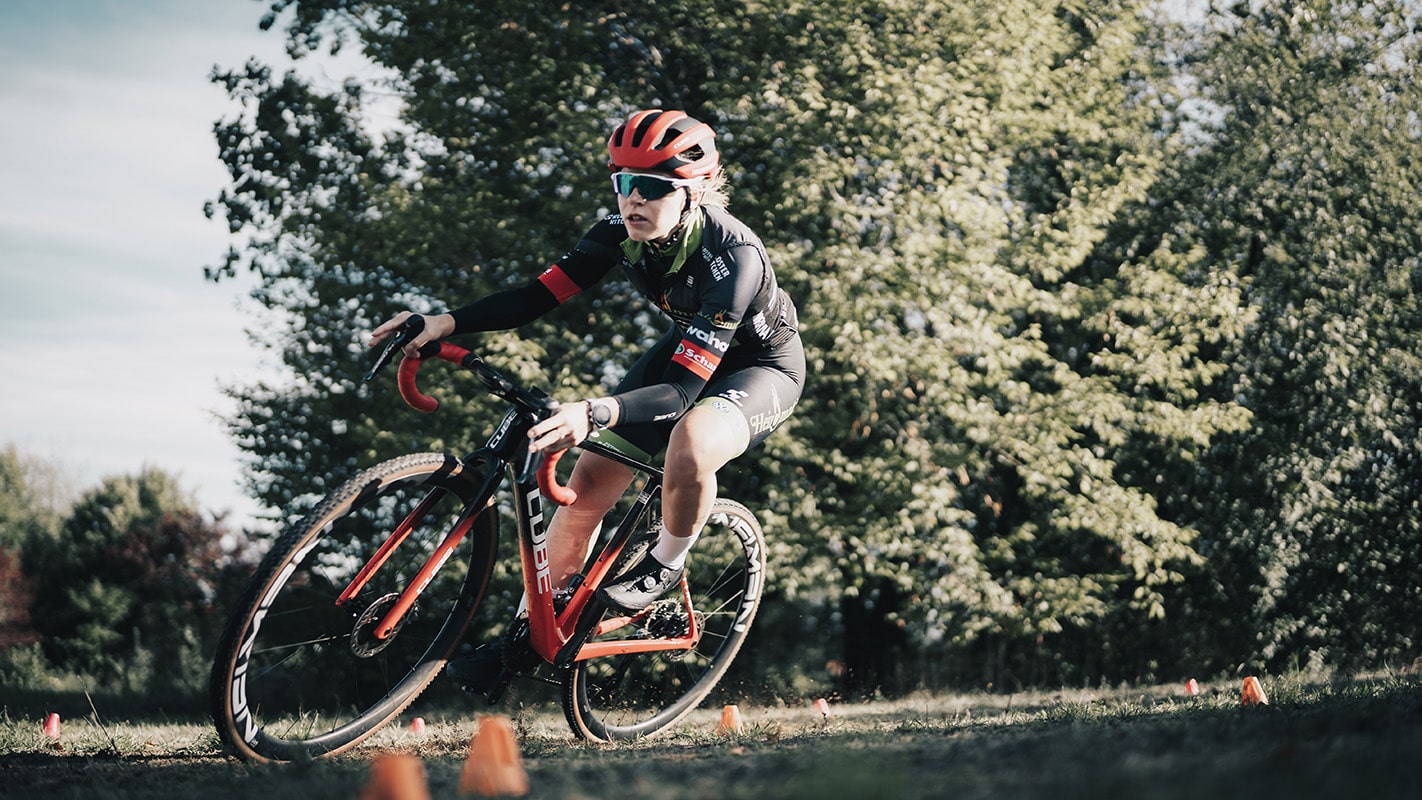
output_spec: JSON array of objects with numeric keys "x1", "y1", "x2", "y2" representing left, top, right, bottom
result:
[{"x1": 587, "y1": 399, "x2": 614, "y2": 431}]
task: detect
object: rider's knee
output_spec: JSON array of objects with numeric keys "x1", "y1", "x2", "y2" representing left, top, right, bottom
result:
[
  {"x1": 664, "y1": 431, "x2": 726, "y2": 487},
  {"x1": 662, "y1": 447, "x2": 706, "y2": 488}
]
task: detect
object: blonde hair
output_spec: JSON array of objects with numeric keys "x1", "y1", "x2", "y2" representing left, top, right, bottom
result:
[{"x1": 693, "y1": 166, "x2": 731, "y2": 209}]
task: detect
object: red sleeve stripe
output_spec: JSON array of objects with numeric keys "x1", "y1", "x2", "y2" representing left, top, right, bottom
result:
[
  {"x1": 537, "y1": 265, "x2": 581, "y2": 304},
  {"x1": 671, "y1": 341, "x2": 721, "y2": 381}
]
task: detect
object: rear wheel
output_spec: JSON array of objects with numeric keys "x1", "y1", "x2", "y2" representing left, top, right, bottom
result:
[
  {"x1": 562, "y1": 498, "x2": 765, "y2": 741},
  {"x1": 209, "y1": 452, "x2": 499, "y2": 762}
]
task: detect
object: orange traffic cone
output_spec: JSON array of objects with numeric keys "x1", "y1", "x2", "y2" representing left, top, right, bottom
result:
[
  {"x1": 813, "y1": 698, "x2": 831, "y2": 719},
  {"x1": 1241, "y1": 676, "x2": 1269, "y2": 706},
  {"x1": 1184, "y1": 678, "x2": 1201, "y2": 696},
  {"x1": 359, "y1": 753, "x2": 431, "y2": 800},
  {"x1": 409, "y1": 717, "x2": 427, "y2": 735},
  {"x1": 41, "y1": 713, "x2": 60, "y2": 739},
  {"x1": 715, "y1": 704, "x2": 745, "y2": 735},
  {"x1": 458, "y1": 715, "x2": 530, "y2": 797}
]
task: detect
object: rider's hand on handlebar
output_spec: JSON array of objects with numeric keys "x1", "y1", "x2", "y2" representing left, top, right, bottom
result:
[
  {"x1": 527, "y1": 400, "x2": 594, "y2": 455},
  {"x1": 368, "y1": 311, "x2": 457, "y2": 359}
]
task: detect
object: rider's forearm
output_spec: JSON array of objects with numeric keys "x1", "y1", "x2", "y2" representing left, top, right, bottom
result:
[
  {"x1": 612, "y1": 374, "x2": 699, "y2": 427},
  {"x1": 446, "y1": 281, "x2": 558, "y2": 335}
]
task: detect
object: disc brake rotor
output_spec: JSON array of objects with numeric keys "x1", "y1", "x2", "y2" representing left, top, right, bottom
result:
[{"x1": 349, "y1": 592, "x2": 412, "y2": 657}]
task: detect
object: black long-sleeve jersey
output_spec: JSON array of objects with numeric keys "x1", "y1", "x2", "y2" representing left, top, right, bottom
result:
[{"x1": 447, "y1": 205, "x2": 800, "y2": 426}]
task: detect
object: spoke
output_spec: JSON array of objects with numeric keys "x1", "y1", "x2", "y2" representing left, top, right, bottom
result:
[
  {"x1": 696, "y1": 588, "x2": 745, "y2": 620},
  {"x1": 253, "y1": 632, "x2": 349, "y2": 657}
]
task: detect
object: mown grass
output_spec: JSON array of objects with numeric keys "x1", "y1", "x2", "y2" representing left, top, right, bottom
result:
[{"x1": 3, "y1": 672, "x2": 1420, "y2": 799}]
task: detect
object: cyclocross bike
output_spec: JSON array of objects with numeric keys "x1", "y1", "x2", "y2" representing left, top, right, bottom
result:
[{"x1": 209, "y1": 315, "x2": 767, "y2": 762}]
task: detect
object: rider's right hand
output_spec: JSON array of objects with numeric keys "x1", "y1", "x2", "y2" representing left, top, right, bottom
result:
[{"x1": 368, "y1": 311, "x2": 457, "y2": 359}]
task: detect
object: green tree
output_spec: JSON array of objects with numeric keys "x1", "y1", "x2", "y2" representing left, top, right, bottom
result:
[
  {"x1": 23, "y1": 469, "x2": 237, "y2": 692},
  {"x1": 0, "y1": 445, "x2": 67, "y2": 549},
  {"x1": 209, "y1": 0, "x2": 1253, "y2": 690},
  {"x1": 0, "y1": 446, "x2": 67, "y2": 653},
  {"x1": 1166, "y1": 0, "x2": 1422, "y2": 673},
  {"x1": 742, "y1": 0, "x2": 1254, "y2": 689}
]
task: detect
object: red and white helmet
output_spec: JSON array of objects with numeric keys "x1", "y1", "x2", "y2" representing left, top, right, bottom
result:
[{"x1": 607, "y1": 109, "x2": 719, "y2": 179}]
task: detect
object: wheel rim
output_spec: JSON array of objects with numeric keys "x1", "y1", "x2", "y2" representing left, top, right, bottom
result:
[
  {"x1": 216, "y1": 460, "x2": 495, "y2": 760},
  {"x1": 569, "y1": 503, "x2": 764, "y2": 740}
]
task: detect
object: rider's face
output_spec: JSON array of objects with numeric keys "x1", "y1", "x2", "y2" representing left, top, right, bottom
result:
[{"x1": 618, "y1": 185, "x2": 686, "y2": 244}]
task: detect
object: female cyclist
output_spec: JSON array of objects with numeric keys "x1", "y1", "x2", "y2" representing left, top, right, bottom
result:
[{"x1": 368, "y1": 109, "x2": 804, "y2": 690}]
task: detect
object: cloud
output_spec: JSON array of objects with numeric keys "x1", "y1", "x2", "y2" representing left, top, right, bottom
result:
[{"x1": 0, "y1": 1, "x2": 341, "y2": 529}]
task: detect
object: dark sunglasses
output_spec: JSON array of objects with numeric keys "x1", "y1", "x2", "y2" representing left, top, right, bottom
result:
[{"x1": 611, "y1": 172, "x2": 699, "y2": 200}]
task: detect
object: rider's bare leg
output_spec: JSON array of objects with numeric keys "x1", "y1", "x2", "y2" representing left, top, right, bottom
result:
[
  {"x1": 657, "y1": 405, "x2": 751, "y2": 561},
  {"x1": 546, "y1": 451, "x2": 634, "y2": 589},
  {"x1": 593, "y1": 406, "x2": 750, "y2": 612}
]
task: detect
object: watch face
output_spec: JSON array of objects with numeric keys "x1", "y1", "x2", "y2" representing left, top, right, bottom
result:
[{"x1": 591, "y1": 401, "x2": 613, "y2": 428}]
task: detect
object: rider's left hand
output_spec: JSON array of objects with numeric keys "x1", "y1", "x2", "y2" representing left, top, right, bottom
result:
[
  {"x1": 368, "y1": 311, "x2": 456, "y2": 359},
  {"x1": 527, "y1": 401, "x2": 592, "y2": 454}
]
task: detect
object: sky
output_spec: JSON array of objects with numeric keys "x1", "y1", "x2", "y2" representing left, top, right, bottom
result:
[{"x1": 0, "y1": 1, "x2": 370, "y2": 529}]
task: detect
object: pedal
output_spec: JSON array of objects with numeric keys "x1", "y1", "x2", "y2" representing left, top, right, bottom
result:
[{"x1": 481, "y1": 668, "x2": 516, "y2": 705}]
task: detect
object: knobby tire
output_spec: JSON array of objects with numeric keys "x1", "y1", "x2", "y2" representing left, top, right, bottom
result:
[
  {"x1": 208, "y1": 453, "x2": 498, "y2": 762},
  {"x1": 562, "y1": 498, "x2": 766, "y2": 741}
]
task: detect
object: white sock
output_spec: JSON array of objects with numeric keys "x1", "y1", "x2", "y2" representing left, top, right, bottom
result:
[{"x1": 650, "y1": 522, "x2": 699, "y2": 570}]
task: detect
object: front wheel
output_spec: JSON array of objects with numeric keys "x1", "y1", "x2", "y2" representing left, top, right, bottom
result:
[
  {"x1": 562, "y1": 498, "x2": 766, "y2": 741},
  {"x1": 209, "y1": 452, "x2": 499, "y2": 762}
]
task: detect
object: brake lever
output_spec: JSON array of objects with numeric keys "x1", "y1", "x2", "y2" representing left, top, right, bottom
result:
[
  {"x1": 517, "y1": 443, "x2": 543, "y2": 487},
  {"x1": 363, "y1": 338, "x2": 403, "y2": 383},
  {"x1": 515, "y1": 399, "x2": 565, "y2": 488},
  {"x1": 363, "y1": 314, "x2": 426, "y2": 382}
]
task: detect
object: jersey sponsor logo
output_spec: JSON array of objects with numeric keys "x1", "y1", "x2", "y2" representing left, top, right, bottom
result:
[
  {"x1": 673, "y1": 341, "x2": 720, "y2": 380},
  {"x1": 685, "y1": 324, "x2": 730, "y2": 353},
  {"x1": 751, "y1": 310, "x2": 773, "y2": 339},
  {"x1": 748, "y1": 387, "x2": 792, "y2": 435},
  {"x1": 709, "y1": 256, "x2": 729, "y2": 282},
  {"x1": 748, "y1": 405, "x2": 795, "y2": 436},
  {"x1": 718, "y1": 388, "x2": 750, "y2": 407}
]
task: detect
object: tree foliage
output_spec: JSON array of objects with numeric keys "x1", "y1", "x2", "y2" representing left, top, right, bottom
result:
[
  {"x1": 205, "y1": 0, "x2": 1421, "y2": 690},
  {"x1": 21, "y1": 468, "x2": 243, "y2": 692},
  {"x1": 0, "y1": 445, "x2": 67, "y2": 548},
  {"x1": 740, "y1": 0, "x2": 1252, "y2": 688},
  {"x1": 1166, "y1": 0, "x2": 1422, "y2": 673},
  {"x1": 0, "y1": 446, "x2": 65, "y2": 652}
]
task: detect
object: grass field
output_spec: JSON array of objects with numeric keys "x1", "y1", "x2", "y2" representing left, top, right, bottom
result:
[{"x1": 3, "y1": 672, "x2": 1420, "y2": 799}]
